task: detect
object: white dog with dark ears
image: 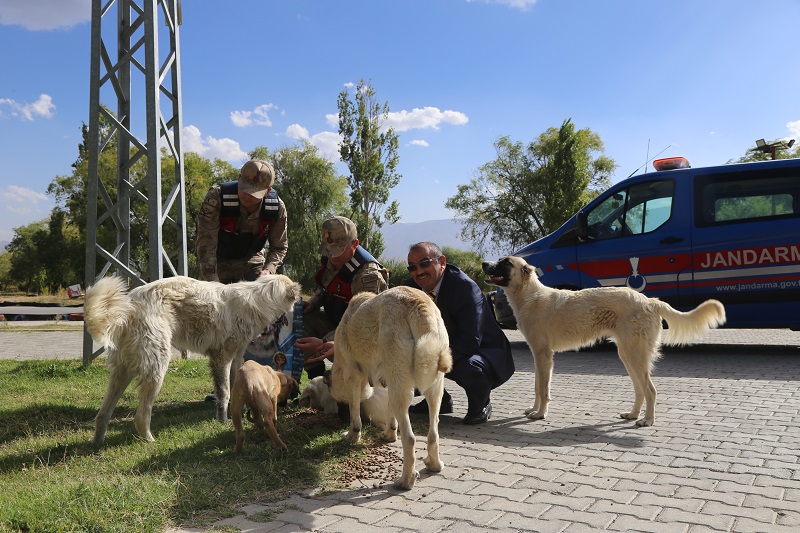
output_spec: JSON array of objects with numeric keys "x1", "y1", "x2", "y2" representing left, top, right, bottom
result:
[
  {"x1": 85, "y1": 274, "x2": 301, "y2": 445},
  {"x1": 328, "y1": 286, "x2": 453, "y2": 490},
  {"x1": 483, "y1": 256, "x2": 726, "y2": 427}
]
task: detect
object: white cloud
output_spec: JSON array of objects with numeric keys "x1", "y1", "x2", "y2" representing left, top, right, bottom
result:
[
  {"x1": 284, "y1": 124, "x2": 341, "y2": 161},
  {"x1": 325, "y1": 113, "x2": 339, "y2": 128},
  {"x1": 409, "y1": 139, "x2": 430, "y2": 147},
  {"x1": 384, "y1": 107, "x2": 469, "y2": 132},
  {"x1": 230, "y1": 103, "x2": 276, "y2": 128},
  {"x1": 787, "y1": 120, "x2": 800, "y2": 140},
  {"x1": 2, "y1": 185, "x2": 48, "y2": 204},
  {"x1": 0, "y1": 0, "x2": 90, "y2": 30},
  {"x1": 180, "y1": 125, "x2": 248, "y2": 163},
  {"x1": 285, "y1": 124, "x2": 309, "y2": 140},
  {"x1": 466, "y1": 0, "x2": 538, "y2": 11},
  {"x1": 310, "y1": 131, "x2": 342, "y2": 162},
  {"x1": 0, "y1": 186, "x2": 51, "y2": 235},
  {"x1": 0, "y1": 94, "x2": 56, "y2": 121}
]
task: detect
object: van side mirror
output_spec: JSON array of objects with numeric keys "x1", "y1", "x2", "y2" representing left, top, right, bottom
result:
[{"x1": 576, "y1": 211, "x2": 588, "y2": 241}]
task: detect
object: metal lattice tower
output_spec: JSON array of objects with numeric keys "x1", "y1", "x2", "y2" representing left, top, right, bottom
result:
[{"x1": 84, "y1": 0, "x2": 187, "y2": 365}]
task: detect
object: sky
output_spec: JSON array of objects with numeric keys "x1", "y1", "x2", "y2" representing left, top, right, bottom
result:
[{"x1": 1, "y1": 0, "x2": 799, "y2": 245}]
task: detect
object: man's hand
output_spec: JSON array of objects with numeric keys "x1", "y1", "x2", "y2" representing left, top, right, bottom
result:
[
  {"x1": 298, "y1": 338, "x2": 335, "y2": 366},
  {"x1": 295, "y1": 336, "x2": 323, "y2": 354}
]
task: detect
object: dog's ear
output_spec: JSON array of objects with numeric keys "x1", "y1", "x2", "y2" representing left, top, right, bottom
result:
[
  {"x1": 521, "y1": 264, "x2": 533, "y2": 277},
  {"x1": 322, "y1": 369, "x2": 332, "y2": 387}
]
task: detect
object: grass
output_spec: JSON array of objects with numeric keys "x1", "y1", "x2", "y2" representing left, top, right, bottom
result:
[
  {"x1": 0, "y1": 290, "x2": 84, "y2": 306},
  {"x1": 0, "y1": 322, "x2": 84, "y2": 332},
  {"x1": 0, "y1": 358, "x2": 402, "y2": 532}
]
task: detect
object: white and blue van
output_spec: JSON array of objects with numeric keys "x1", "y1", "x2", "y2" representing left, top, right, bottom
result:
[{"x1": 491, "y1": 156, "x2": 800, "y2": 330}]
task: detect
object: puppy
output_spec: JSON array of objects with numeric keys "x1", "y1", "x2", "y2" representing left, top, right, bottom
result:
[
  {"x1": 299, "y1": 374, "x2": 391, "y2": 432},
  {"x1": 297, "y1": 376, "x2": 339, "y2": 414},
  {"x1": 360, "y1": 386, "x2": 391, "y2": 431},
  {"x1": 231, "y1": 360, "x2": 299, "y2": 452}
]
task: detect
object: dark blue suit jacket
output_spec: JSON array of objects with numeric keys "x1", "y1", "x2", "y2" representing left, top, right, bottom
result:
[{"x1": 405, "y1": 264, "x2": 515, "y2": 386}]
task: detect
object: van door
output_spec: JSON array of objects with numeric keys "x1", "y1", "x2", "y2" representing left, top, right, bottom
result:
[
  {"x1": 575, "y1": 176, "x2": 694, "y2": 308},
  {"x1": 691, "y1": 167, "x2": 800, "y2": 328}
]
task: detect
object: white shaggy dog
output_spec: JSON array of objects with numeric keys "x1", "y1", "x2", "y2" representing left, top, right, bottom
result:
[
  {"x1": 85, "y1": 274, "x2": 301, "y2": 445},
  {"x1": 328, "y1": 286, "x2": 453, "y2": 490},
  {"x1": 483, "y1": 256, "x2": 726, "y2": 427}
]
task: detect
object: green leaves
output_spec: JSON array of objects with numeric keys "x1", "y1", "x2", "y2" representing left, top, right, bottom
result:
[{"x1": 446, "y1": 119, "x2": 616, "y2": 255}]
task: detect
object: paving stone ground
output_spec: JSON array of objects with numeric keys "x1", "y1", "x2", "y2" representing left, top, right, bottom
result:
[{"x1": 4, "y1": 323, "x2": 800, "y2": 532}]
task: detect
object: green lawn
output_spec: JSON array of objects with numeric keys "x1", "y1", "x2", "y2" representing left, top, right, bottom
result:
[{"x1": 0, "y1": 359, "x2": 396, "y2": 532}]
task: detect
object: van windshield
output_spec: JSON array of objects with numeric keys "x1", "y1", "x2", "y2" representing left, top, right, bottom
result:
[{"x1": 586, "y1": 179, "x2": 675, "y2": 241}]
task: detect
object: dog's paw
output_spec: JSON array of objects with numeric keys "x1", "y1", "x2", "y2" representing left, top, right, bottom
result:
[
  {"x1": 619, "y1": 411, "x2": 640, "y2": 420},
  {"x1": 343, "y1": 429, "x2": 361, "y2": 444},
  {"x1": 394, "y1": 470, "x2": 419, "y2": 490},
  {"x1": 635, "y1": 418, "x2": 654, "y2": 427},
  {"x1": 423, "y1": 455, "x2": 443, "y2": 473},
  {"x1": 524, "y1": 406, "x2": 539, "y2": 416},
  {"x1": 525, "y1": 410, "x2": 545, "y2": 420},
  {"x1": 380, "y1": 429, "x2": 397, "y2": 442}
]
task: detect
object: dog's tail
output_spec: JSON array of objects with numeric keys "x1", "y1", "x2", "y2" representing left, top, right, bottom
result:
[
  {"x1": 84, "y1": 276, "x2": 135, "y2": 350},
  {"x1": 410, "y1": 306, "x2": 453, "y2": 375},
  {"x1": 655, "y1": 298, "x2": 726, "y2": 346}
]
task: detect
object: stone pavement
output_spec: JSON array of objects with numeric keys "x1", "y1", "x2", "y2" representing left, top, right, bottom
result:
[{"x1": 3, "y1": 323, "x2": 800, "y2": 532}]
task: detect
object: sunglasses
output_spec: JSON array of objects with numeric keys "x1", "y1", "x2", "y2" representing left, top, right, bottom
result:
[{"x1": 407, "y1": 257, "x2": 438, "y2": 272}]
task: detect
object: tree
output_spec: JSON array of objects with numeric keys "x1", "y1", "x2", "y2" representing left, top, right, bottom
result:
[
  {"x1": 250, "y1": 143, "x2": 348, "y2": 289},
  {"x1": 337, "y1": 79, "x2": 401, "y2": 258},
  {"x1": 446, "y1": 119, "x2": 615, "y2": 255},
  {"x1": 728, "y1": 139, "x2": 800, "y2": 163}
]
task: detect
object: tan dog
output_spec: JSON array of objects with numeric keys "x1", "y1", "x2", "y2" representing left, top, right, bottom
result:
[
  {"x1": 329, "y1": 286, "x2": 452, "y2": 490},
  {"x1": 231, "y1": 360, "x2": 299, "y2": 452},
  {"x1": 84, "y1": 274, "x2": 301, "y2": 445},
  {"x1": 483, "y1": 256, "x2": 726, "y2": 427}
]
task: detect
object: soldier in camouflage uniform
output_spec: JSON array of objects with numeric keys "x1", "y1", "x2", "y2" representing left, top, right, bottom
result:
[
  {"x1": 196, "y1": 159, "x2": 288, "y2": 284},
  {"x1": 296, "y1": 216, "x2": 389, "y2": 379},
  {"x1": 195, "y1": 159, "x2": 288, "y2": 401}
]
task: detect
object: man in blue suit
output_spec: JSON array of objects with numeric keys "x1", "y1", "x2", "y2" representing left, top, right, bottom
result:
[{"x1": 404, "y1": 242, "x2": 515, "y2": 424}]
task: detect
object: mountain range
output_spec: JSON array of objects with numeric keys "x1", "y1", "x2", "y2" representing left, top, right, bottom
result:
[{"x1": 379, "y1": 218, "x2": 475, "y2": 260}]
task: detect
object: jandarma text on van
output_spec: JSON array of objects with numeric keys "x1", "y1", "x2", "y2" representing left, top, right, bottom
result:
[{"x1": 699, "y1": 245, "x2": 800, "y2": 269}]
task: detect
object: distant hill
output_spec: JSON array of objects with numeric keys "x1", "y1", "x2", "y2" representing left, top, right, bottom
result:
[{"x1": 379, "y1": 219, "x2": 475, "y2": 260}]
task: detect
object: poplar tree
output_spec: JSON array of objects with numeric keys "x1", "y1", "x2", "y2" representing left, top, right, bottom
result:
[{"x1": 337, "y1": 79, "x2": 400, "y2": 258}]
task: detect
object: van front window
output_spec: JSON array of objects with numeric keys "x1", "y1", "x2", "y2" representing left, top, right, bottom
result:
[{"x1": 586, "y1": 180, "x2": 675, "y2": 241}]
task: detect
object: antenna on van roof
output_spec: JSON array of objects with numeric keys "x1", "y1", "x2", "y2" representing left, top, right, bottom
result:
[{"x1": 626, "y1": 144, "x2": 671, "y2": 178}]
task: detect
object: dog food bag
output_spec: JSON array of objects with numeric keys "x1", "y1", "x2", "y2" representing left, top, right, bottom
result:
[
  {"x1": 288, "y1": 299, "x2": 305, "y2": 383},
  {"x1": 244, "y1": 299, "x2": 304, "y2": 389}
]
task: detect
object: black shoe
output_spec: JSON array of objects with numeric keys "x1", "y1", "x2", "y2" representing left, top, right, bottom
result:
[
  {"x1": 409, "y1": 391, "x2": 453, "y2": 414},
  {"x1": 463, "y1": 402, "x2": 492, "y2": 425}
]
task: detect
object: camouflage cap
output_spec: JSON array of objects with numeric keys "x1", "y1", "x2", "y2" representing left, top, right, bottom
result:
[
  {"x1": 238, "y1": 159, "x2": 275, "y2": 199},
  {"x1": 319, "y1": 216, "x2": 358, "y2": 258}
]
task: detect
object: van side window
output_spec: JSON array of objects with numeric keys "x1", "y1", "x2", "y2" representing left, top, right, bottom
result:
[
  {"x1": 695, "y1": 170, "x2": 800, "y2": 227},
  {"x1": 586, "y1": 180, "x2": 675, "y2": 241}
]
